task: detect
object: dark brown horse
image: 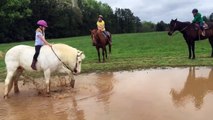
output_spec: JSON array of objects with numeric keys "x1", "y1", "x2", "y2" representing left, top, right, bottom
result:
[
  {"x1": 168, "y1": 19, "x2": 213, "y2": 59},
  {"x1": 90, "y1": 29, "x2": 112, "y2": 62}
]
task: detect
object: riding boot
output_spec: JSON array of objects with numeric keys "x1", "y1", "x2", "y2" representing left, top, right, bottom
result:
[{"x1": 31, "y1": 60, "x2": 37, "y2": 70}]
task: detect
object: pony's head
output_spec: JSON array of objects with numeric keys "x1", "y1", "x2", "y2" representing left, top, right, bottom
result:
[
  {"x1": 73, "y1": 50, "x2": 85, "y2": 74},
  {"x1": 168, "y1": 19, "x2": 178, "y2": 36}
]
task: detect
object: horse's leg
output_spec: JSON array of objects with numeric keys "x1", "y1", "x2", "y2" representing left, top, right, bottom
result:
[
  {"x1": 105, "y1": 46, "x2": 108, "y2": 59},
  {"x1": 4, "y1": 71, "x2": 15, "y2": 99},
  {"x1": 102, "y1": 47, "x2": 105, "y2": 62},
  {"x1": 109, "y1": 44, "x2": 111, "y2": 54},
  {"x1": 96, "y1": 47, "x2": 101, "y2": 62},
  {"x1": 186, "y1": 42, "x2": 192, "y2": 59},
  {"x1": 44, "y1": 69, "x2": 51, "y2": 94},
  {"x1": 191, "y1": 41, "x2": 195, "y2": 59},
  {"x1": 14, "y1": 68, "x2": 24, "y2": 93},
  {"x1": 208, "y1": 37, "x2": 213, "y2": 57}
]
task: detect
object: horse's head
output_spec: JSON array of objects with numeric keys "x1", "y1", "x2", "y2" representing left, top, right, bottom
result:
[
  {"x1": 168, "y1": 19, "x2": 178, "y2": 36},
  {"x1": 90, "y1": 29, "x2": 98, "y2": 45},
  {"x1": 73, "y1": 50, "x2": 85, "y2": 74}
]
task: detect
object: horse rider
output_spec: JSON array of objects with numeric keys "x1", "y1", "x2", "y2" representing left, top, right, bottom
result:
[
  {"x1": 96, "y1": 15, "x2": 112, "y2": 45},
  {"x1": 192, "y1": 8, "x2": 205, "y2": 36},
  {"x1": 31, "y1": 20, "x2": 52, "y2": 70}
]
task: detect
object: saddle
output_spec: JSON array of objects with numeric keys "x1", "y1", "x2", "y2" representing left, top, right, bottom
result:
[{"x1": 194, "y1": 23, "x2": 207, "y2": 37}]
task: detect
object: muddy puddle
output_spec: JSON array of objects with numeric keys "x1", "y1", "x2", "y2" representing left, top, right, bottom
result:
[{"x1": 0, "y1": 67, "x2": 213, "y2": 120}]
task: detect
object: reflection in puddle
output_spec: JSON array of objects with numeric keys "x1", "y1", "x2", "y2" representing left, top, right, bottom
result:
[
  {"x1": 0, "y1": 67, "x2": 213, "y2": 120},
  {"x1": 170, "y1": 67, "x2": 213, "y2": 109}
]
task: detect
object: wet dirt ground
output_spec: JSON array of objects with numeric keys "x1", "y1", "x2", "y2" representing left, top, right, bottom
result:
[{"x1": 0, "y1": 67, "x2": 213, "y2": 120}]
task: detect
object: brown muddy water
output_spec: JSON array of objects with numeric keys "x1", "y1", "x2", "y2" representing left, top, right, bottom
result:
[{"x1": 0, "y1": 67, "x2": 213, "y2": 120}]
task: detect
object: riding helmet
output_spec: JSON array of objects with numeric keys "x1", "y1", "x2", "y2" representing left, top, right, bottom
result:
[
  {"x1": 37, "y1": 20, "x2": 48, "y2": 27},
  {"x1": 192, "y1": 9, "x2": 198, "y2": 13},
  {"x1": 98, "y1": 15, "x2": 103, "y2": 18}
]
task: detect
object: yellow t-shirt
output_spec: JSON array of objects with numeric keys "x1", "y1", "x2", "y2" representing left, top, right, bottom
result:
[{"x1": 97, "y1": 20, "x2": 105, "y2": 31}]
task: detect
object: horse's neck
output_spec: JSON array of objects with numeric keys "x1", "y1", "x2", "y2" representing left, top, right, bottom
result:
[
  {"x1": 96, "y1": 32, "x2": 106, "y2": 43},
  {"x1": 177, "y1": 22, "x2": 190, "y2": 32}
]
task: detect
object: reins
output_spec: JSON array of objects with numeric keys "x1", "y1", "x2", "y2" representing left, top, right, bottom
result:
[{"x1": 50, "y1": 46, "x2": 77, "y2": 73}]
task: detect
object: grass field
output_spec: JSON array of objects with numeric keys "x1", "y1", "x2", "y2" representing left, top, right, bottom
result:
[{"x1": 0, "y1": 31, "x2": 213, "y2": 81}]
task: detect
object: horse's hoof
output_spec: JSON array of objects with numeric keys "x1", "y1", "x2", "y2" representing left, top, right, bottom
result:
[
  {"x1": 14, "y1": 89, "x2": 20, "y2": 93},
  {"x1": 3, "y1": 95, "x2": 8, "y2": 99},
  {"x1": 45, "y1": 92, "x2": 51, "y2": 97}
]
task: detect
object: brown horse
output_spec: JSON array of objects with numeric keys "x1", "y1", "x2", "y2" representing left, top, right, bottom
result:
[
  {"x1": 90, "y1": 29, "x2": 112, "y2": 62},
  {"x1": 168, "y1": 19, "x2": 213, "y2": 59}
]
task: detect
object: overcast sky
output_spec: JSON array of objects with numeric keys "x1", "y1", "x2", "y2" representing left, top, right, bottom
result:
[{"x1": 96, "y1": 0, "x2": 213, "y2": 23}]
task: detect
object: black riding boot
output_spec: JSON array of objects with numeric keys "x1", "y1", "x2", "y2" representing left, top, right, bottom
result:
[{"x1": 31, "y1": 60, "x2": 37, "y2": 70}]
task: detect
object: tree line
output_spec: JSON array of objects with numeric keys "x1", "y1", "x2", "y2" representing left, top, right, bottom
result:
[{"x1": 1, "y1": 0, "x2": 213, "y2": 43}]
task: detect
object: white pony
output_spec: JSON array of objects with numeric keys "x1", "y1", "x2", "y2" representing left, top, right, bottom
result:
[{"x1": 4, "y1": 43, "x2": 85, "y2": 99}]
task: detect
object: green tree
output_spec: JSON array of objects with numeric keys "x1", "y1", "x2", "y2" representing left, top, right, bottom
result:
[
  {"x1": 209, "y1": 13, "x2": 213, "y2": 22},
  {"x1": 0, "y1": 0, "x2": 32, "y2": 42},
  {"x1": 156, "y1": 21, "x2": 167, "y2": 31},
  {"x1": 141, "y1": 21, "x2": 156, "y2": 32}
]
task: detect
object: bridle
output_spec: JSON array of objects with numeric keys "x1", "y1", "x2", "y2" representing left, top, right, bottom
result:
[
  {"x1": 169, "y1": 21, "x2": 191, "y2": 36},
  {"x1": 51, "y1": 47, "x2": 82, "y2": 73}
]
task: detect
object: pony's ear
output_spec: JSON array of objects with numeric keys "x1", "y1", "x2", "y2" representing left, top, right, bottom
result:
[{"x1": 175, "y1": 18, "x2": 177, "y2": 21}]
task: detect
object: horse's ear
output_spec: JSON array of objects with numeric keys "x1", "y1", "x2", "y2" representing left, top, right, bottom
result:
[{"x1": 175, "y1": 18, "x2": 177, "y2": 21}]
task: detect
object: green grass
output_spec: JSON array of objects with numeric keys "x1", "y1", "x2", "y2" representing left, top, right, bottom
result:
[{"x1": 0, "y1": 31, "x2": 213, "y2": 81}]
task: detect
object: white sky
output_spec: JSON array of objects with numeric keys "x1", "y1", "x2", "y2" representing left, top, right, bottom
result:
[{"x1": 96, "y1": 0, "x2": 213, "y2": 23}]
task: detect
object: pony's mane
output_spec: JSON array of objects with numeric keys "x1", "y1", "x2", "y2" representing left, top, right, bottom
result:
[{"x1": 52, "y1": 43, "x2": 78, "y2": 65}]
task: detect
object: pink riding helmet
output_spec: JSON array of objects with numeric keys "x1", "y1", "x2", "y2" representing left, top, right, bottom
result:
[{"x1": 37, "y1": 20, "x2": 48, "y2": 27}]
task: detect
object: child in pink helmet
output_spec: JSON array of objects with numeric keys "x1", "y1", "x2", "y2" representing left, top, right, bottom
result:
[{"x1": 31, "y1": 20, "x2": 52, "y2": 70}]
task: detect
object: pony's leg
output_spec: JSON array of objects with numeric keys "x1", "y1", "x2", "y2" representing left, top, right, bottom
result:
[
  {"x1": 14, "y1": 68, "x2": 24, "y2": 93},
  {"x1": 44, "y1": 69, "x2": 51, "y2": 94},
  {"x1": 69, "y1": 73, "x2": 75, "y2": 88},
  {"x1": 96, "y1": 47, "x2": 101, "y2": 62},
  {"x1": 4, "y1": 71, "x2": 15, "y2": 99},
  {"x1": 209, "y1": 37, "x2": 213, "y2": 57}
]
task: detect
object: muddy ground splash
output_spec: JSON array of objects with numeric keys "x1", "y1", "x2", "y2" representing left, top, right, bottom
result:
[{"x1": 0, "y1": 67, "x2": 213, "y2": 120}]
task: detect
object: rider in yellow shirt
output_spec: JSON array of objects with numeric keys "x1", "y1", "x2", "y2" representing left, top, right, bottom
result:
[{"x1": 97, "y1": 15, "x2": 112, "y2": 45}]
